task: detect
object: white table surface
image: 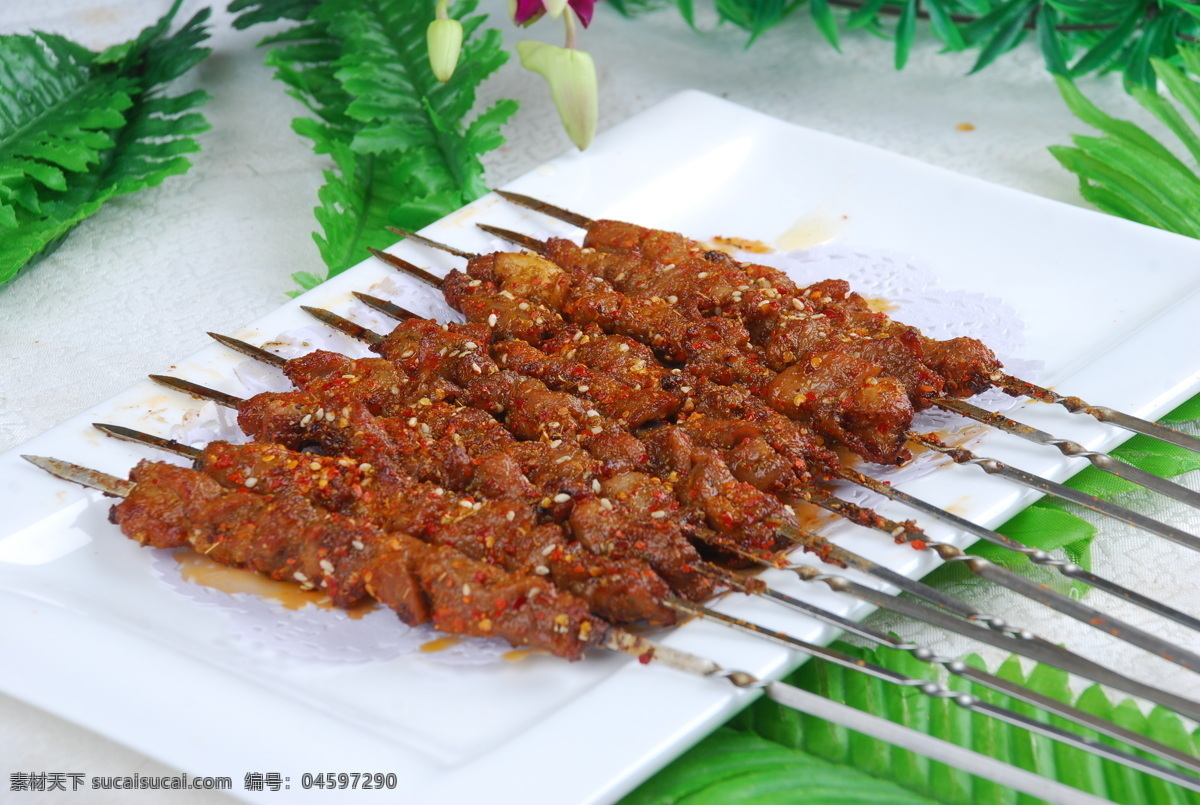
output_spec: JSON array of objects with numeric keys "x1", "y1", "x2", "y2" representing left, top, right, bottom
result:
[{"x1": 2, "y1": 1, "x2": 1198, "y2": 803}]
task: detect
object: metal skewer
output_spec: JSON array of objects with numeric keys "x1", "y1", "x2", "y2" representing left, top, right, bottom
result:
[
  {"x1": 934, "y1": 398, "x2": 1200, "y2": 510},
  {"x1": 487, "y1": 189, "x2": 1200, "y2": 458},
  {"x1": 27, "y1": 451, "x2": 1200, "y2": 792}
]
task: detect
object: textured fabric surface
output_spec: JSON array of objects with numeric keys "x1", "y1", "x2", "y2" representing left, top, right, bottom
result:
[{"x1": 1, "y1": 2, "x2": 1195, "y2": 803}]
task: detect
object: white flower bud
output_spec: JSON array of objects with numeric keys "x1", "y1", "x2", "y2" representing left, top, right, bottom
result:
[
  {"x1": 427, "y1": 18, "x2": 463, "y2": 83},
  {"x1": 517, "y1": 41, "x2": 598, "y2": 151}
]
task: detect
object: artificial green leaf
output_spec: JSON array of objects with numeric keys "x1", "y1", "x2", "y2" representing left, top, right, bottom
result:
[
  {"x1": 1131, "y1": 85, "x2": 1200, "y2": 165},
  {"x1": 924, "y1": 0, "x2": 965, "y2": 51},
  {"x1": 1068, "y1": 134, "x2": 1200, "y2": 233},
  {"x1": 968, "y1": 0, "x2": 1036, "y2": 75},
  {"x1": 0, "y1": 4, "x2": 211, "y2": 284},
  {"x1": 846, "y1": 0, "x2": 887, "y2": 31},
  {"x1": 237, "y1": 0, "x2": 516, "y2": 287},
  {"x1": 1068, "y1": 3, "x2": 1143, "y2": 77},
  {"x1": 894, "y1": 0, "x2": 918, "y2": 70},
  {"x1": 621, "y1": 728, "x2": 943, "y2": 805},
  {"x1": 1154, "y1": 58, "x2": 1200, "y2": 131},
  {"x1": 626, "y1": 643, "x2": 1200, "y2": 805},
  {"x1": 810, "y1": 0, "x2": 840, "y2": 52},
  {"x1": 1163, "y1": 394, "x2": 1200, "y2": 422},
  {"x1": 1036, "y1": 3, "x2": 1068, "y2": 76}
]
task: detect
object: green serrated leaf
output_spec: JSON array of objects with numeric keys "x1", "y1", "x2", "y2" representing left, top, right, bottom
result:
[
  {"x1": 0, "y1": 6, "x2": 211, "y2": 285},
  {"x1": 241, "y1": 0, "x2": 516, "y2": 289}
]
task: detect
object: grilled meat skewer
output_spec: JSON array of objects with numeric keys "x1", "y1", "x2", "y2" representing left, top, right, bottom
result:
[
  {"x1": 29, "y1": 455, "x2": 1198, "y2": 797},
  {"x1": 355, "y1": 260, "x2": 1200, "y2": 612},
  {"x1": 276, "y1": 312, "x2": 1200, "y2": 675},
  {"x1": 108, "y1": 458, "x2": 607, "y2": 659},
  {"x1": 493, "y1": 189, "x2": 1200, "y2": 455},
  {"x1": 374, "y1": 243, "x2": 915, "y2": 466},
  {"x1": 390, "y1": 234, "x2": 1200, "y2": 542},
  {"x1": 87, "y1": 424, "x2": 1200, "y2": 759}
]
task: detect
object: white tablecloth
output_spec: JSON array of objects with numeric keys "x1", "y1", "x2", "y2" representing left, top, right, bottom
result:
[{"x1": 1, "y1": 2, "x2": 1196, "y2": 803}]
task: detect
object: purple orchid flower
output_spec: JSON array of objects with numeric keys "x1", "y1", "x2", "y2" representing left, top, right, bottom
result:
[{"x1": 513, "y1": 0, "x2": 598, "y2": 29}]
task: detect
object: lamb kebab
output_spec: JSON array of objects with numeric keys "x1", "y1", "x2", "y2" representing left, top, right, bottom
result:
[
  {"x1": 158, "y1": 344, "x2": 1024, "y2": 647},
  {"x1": 380, "y1": 240, "x2": 917, "y2": 466},
  {"x1": 396, "y1": 229, "x2": 1200, "y2": 515},
  {"x1": 369, "y1": 277, "x2": 1200, "y2": 567},
  {"x1": 358, "y1": 250, "x2": 1200, "y2": 569},
  {"x1": 91, "y1": 422, "x2": 1200, "y2": 742},
  {"x1": 28, "y1": 455, "x2": 1199, "y2": 796},
  {"x1": 149, "y1": 378, "x2": 721, "y2": 605},
  {"x1": 267, "y1": 307, "x2": 1200, "y2": 673},
  {"x1": 492, "y1": 190, "x2": 1200, "y2": 455}
]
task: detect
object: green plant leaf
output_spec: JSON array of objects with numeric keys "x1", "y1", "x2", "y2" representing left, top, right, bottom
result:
[
  {"x1": 924, "y1": 0, "x2": 965, "y2": 51},
  {"x1": 894, "y1": 0, "x2": 918, "y2": 70},
  {"x1": 810, "y1": 0, "x2": 841, "y2": 52},
  {"x1": 625, "y1": 642, "x2": 1200, "y2": 804},
  {"x1": 0, "y1": 5, "x2": 211, "y2": 284},
  {"x1": 1068, "y1": 3, "x2": 1143, "y2": 77},
  {"x1": 1036, "y1": 3, "x2": 1069, "y2": 76},
  {"x1": 237, "y1": 0, "x2": 516, "y2": 287},
  {"x1": 968, "y1": 0, "x2": 1036, "y2": 75}
]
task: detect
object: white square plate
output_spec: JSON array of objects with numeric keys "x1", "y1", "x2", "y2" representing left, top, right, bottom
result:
[{"x1": 3, "y1": 90, "x2": 1200, "y2": 804}]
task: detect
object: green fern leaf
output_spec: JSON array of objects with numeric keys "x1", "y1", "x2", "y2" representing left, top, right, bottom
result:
[
  {"x1": 0, "y1": 4, "x2": 211, "y2": 285},
  {"x1": 239, "y1": 0, "x2": 517, "y2": 287}
]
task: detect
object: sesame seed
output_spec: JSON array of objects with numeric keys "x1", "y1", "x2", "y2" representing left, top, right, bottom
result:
[
  {"x1": 351, "y1": 540, "x2": 365, "y2": 550},
  {"x1": 697, "y1": 272, "x2": 709, "y2": 279},
  {"x1": 534, "y1": 565, "x2": 550, "y2": 576},
  {"x1": 506, "y1": 510, "x2": 516, "y2": 521},
  {"x1": 549, "y1": 439, "x2": 563, "y2": 448},
  {"x1": 680, "y1": 386, "x2": 692, "y2": 393},
  {"x1": 462, "y1": 584, "x2": 471, "y2": 596},
  {"x1": 542, "y1": 543, "x2": 557, "y2": 556},
  {"x1": 459, "y1": 499, "x2": 474, "y2": 508},
  {"x1": 553, "y1": 493, "x2": 571, "y2": 503},
  {"x1": 667, "y1": 295, "x2": 678, "y2": 304},
  {"x1": 244, "y1": 477, "x2": 258, "y2": 488},
  {"x1": 463, "y1": 341, "x2": 478, "y2": 350},
  {"x1": 319, "y1": 559, "x2": 335, "y2": 574},
  {"x1": 315, "y1": 408, "x2": 325, "y2": 420},
  {"x1": 293, "y1": 571, "x2": 309, "y2": 582},
  {"x1": 309, "y1": 461, "x2": 322, "y2": 471},
  {"x1": 577, "y1": 385, "x2": 589, "y2": 393},
  {"x1": 488, "y1": 313, "x2": 498, "y2": 326},
  {"x1": 586, "y1": 409, "x2": 599, "y2": 418},
  {"x1": 590, "y1": 426, "x2": 603, "y2": 434},
  {"x1": 650, "y1": 510, "x2": 666, "y2": 519},
  {"x1": 618, "y1": 343, "x2": 630, "y2": 352},
  {"x1": 469, "y1": 279, "x2": 482, "y2": 287},
  {"x1": 600, "y1": 498, "x2": 613, "y2": 510},
  {"x1": 592, "y1": 479, "x2": 601, "y2": 493},
  {"x1": 555, "y1": 455, "x2": 570, "y2": 464}
]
